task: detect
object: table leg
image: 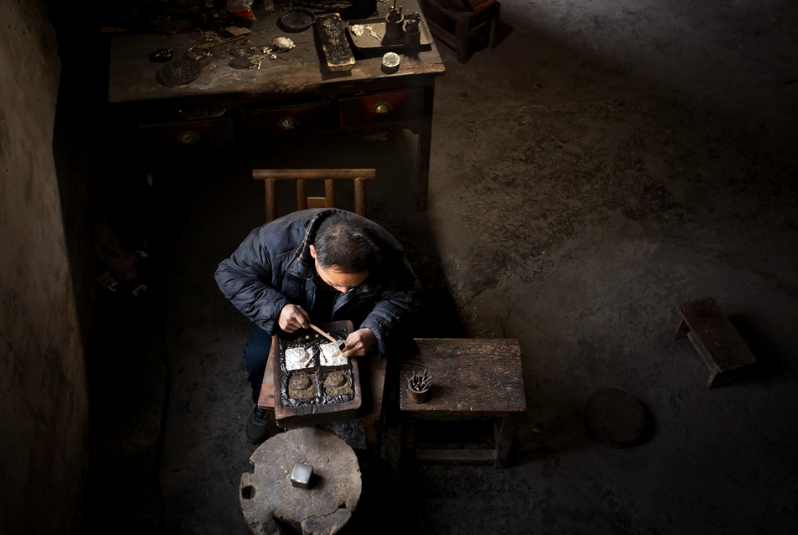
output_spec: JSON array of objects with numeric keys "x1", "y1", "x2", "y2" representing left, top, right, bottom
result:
[
  {"x1": 494, "y1": 415, "x2": 516, "y2": 469},
  {"x1": 364, "y1": 417, "x2": 382, "y2": 461},
  {"x1": 416, "y1": 85, "x2": 435, "y2": 211},
  {"x1": 401, "y1": 413, "x2": 418, "y2": 469}
]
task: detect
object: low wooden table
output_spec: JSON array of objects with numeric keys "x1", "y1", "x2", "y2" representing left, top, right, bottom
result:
[
  {"x1": 675, "y1": 297, "x2": 757, "y2": 388},
  {"x1": 400, "y1": 338, "x2": 526, "y2": 468},
  {"x1": 259, "y1": 346, "x2": 387, "y2": 460}
]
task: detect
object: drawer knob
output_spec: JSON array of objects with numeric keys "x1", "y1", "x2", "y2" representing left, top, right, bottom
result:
[
  {"x1": 279, "y1": 117, "x2": 297, "y2": 129},
  {"x1": 178, "y1": 131, "x2": 200, "y2": 145},
  {"x1": 372, "y1": 102, "x2": 393, "y2": 114}
]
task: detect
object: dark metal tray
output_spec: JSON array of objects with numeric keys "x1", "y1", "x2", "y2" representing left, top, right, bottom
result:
[{"x1": 346, "y1": 17, "x2": 432, "y2": 51}]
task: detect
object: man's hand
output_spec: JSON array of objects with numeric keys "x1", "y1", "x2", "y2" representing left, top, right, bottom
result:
[
  {"x1": 278, "y1": 304, "x2": 310, "y2": 333},
  {"x1": 341, "y1": 328, "x2": 378, "y2": 357}
]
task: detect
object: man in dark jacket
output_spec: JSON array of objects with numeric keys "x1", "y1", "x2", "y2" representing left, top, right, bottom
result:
[{"x1": 215, "y1": 208, "x2": 422, "y2": 443}]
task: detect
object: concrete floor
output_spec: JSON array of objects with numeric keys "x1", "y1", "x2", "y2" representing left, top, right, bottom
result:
[{"x1": 86, "y1": 0, "x2": 798, "y2": 533}]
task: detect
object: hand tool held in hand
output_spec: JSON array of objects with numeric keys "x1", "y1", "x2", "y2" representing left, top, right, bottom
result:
[{"x1": 309, "y1": 323, "x2": 347, "y2": 352}]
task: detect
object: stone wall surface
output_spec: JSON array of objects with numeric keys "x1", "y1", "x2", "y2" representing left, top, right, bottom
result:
[{"x1": 0, "y1": 1, "x2": 90, "y2": 533}]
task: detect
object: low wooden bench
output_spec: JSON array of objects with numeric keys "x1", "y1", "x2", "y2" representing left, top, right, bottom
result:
[
  {"x1": 675, "y1": 297, "x2": 757, "y2": 388},
  {"x1": 400, "y1": 338, "x2": 526, "y2": 468}
]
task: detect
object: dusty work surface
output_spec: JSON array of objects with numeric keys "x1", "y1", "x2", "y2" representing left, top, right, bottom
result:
[
  {"x1": 108, "y1": 1, "x2": 443, "y2": 103},
  {"x1": 81, "y1": 0, "x2": 798, "y2": 533}
]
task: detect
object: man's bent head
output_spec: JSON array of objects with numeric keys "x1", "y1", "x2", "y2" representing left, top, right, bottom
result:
[{"x1": 309, "y1": 212, "x2": 381, "y2": 292}]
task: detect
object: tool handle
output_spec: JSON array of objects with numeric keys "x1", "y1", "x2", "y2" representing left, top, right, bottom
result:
[{"x1": 309, "y1": 323, "x2": 338, "y2": 345}]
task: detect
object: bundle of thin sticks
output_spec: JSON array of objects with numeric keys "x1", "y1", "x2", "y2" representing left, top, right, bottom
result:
[{"x1": 406, "y1": 369, "x2": 432, "y2": 393}]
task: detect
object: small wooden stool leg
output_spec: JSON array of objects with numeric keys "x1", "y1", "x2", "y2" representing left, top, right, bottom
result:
[
  {"x1": 495, "y1": 415, "x2": 516, "y2": 469},
  {"x1": 674, "y1": 318, "x2": 690, "y2": 339},
  {"x1": 364, "y1": 417, "x2": 382, "y2": 460},
  {"x1": 455, "y1": 18, "x2": 470, "y2": 63},
  {"x1": 489, "y1": 3, "x2": 500, "y2": 48}
]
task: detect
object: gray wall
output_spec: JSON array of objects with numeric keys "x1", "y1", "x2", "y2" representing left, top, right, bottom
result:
[{"x1": 0, "y1": 0, "x2": 90, "y2": 533}]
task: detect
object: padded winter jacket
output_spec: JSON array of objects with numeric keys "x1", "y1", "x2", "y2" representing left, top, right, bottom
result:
[{"x1": 214, "y1": 209, "x2": 422, "y2": 353}]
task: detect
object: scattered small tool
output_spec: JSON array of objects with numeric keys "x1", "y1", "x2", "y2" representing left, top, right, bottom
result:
[
  {"x1": 149, "y1": 48, "x2": 173, "y2": 62},
  {"x1": 406, "y1": 369, "x2": 431, "y2": 403},
  {"x1": 406, "y1": 369, "x2": 432, "y2": 393},
  {"x1": 309, "y1": 323, "x2": 347, "y2": 352},
  {"x1": 385, "y1": 0, "x2": 404, "y2": 41}
]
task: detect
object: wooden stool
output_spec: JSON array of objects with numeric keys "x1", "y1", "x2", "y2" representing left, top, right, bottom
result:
[
  {"x1": 252, "y1": 168, "x2": 376, "y2": 221},
  {"x1": 258, "y1": 349, "x2": 388, "y2": 460},
  {"x1": 400, "y1": 338, "x2": 526, "y2": 468},
  {"x1": 420, "y1": 0, "x2": 501, "y2": 63},
  {"x1": 675, "y1": 297, "x2": 757, "y2": 388},
  {"x1": 240, "y1": 427, "x2": 361, "y2": 535}
]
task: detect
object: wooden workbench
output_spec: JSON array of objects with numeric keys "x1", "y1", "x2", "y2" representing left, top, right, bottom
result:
[
  {"x1": 400, "y1": 338, "x2": 526, "y2": 468},
  {"x1": 108, "y1": 2, "x2": 445, "y2": 209}
]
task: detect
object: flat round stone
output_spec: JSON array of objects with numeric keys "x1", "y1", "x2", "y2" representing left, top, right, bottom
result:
[{"x1": 585, "y1": 388, "x2": 648, "y2": 448}]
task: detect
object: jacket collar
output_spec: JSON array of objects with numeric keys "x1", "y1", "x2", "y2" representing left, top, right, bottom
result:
[{"x1": 284, "y1": 209, "x2": 339, "y2": 280}]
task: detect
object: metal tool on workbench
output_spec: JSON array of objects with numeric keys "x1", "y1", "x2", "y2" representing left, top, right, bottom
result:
[
  {"x1": 309, "y1": 323, "x2": 347, "y2": 352},
  {"x1": 385, "y1": 0, "x2": 404, "y2": 41}
]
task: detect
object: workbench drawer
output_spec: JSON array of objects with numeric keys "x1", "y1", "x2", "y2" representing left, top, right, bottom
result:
[
  {"x1": 239, "y1": 102, "x2": 336, "y2": 136},
  {"x1": 139, "y1": 117, "x2": 235, "y2": 149},
  {"x1": 338, "y1": 89, "x2": 424, "y2": 129}
]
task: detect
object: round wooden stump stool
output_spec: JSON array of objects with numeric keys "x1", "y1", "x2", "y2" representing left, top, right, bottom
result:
[{"x1": 240, "y1": 427, "x2": 361, "y2": 535}]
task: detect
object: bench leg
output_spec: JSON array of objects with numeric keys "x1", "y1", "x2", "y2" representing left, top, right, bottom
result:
[
  {"x1": 495, "y1": 415, "x2": 516, "y2": 469},
  {"x1": 266, "y1": 408, "x2": 280, "y2": 437},
  {"x1": 364, "y1": 417, "x2": 382, "y2": 461},
  {"x1": 674, "y1": 318, "x2": 690, "y2": 339},
  {"x1": 401, "y1": 413, "x2": 418, "y2": 471},
  {"x1": 456, "y1": 19, "x2": 470, "y2": 63},
  {"x1": 489, "y1": 3, "x2": 500, "y2": 48}
]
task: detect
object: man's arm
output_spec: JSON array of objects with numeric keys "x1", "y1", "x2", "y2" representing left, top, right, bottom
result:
[
  {"x1": 214, "y1": 229, "x2": 289, "y2": 334},
  {"x1": 359, "y1": 256, "x2": 423, "y2": 354}
]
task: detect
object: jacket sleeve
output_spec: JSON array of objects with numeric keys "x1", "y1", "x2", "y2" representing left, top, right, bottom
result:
[
  {"x1": 359, "y1": 256, "x2": 423, "y2": 354},
  {"x1": 214, "y1": 229, "x2": 289, "y2": 335}
]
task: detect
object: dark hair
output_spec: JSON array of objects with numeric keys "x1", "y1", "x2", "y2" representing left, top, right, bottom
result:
[{"x1": 314, "y1": 212, "x2": 381, "y2": 274}]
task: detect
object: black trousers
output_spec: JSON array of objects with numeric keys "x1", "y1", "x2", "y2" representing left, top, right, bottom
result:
[{"x1": 243, "y1": 325, "x2": 272, "y2": 405}]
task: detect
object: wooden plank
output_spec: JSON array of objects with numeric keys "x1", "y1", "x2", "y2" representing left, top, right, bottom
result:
[
  {"x1": 253, "y1": 169, "x2": 376, "y2": 180},
  {"x1": 325, "y1": 179, "x2": 335, "y2": 208},
  {"x1": 399, "y1": 338, "x2": 526, "y2": 413},
  {"x1": 354, "y1": 178, "x2": 366, "y2": 217},
  {"x1": 265, "y1": 179, "x2": 277, "y2": 222},
  {"x1": 296, "y1": 180, "x2": 308, "y2": 211},
  {"x1": 307, "y1": 197, "x2": 327, "y2": 209},
  {"x1": 257, "y1": 354, "x2": 276, "y2": 410},
  {"x1": 676, "y1": 297, "x2": 756, "y2": 371},
  {"x1": 415, "y1": 449, "x2": 497, "y2": 462}
]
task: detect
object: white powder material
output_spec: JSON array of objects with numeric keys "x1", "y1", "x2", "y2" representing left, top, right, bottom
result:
[
  {"x1": 285, "y1": 347, "x2": 313, "y2": 370},
  {"x1": 320, "y1": 342, "x2": 347, "y2": 366}
]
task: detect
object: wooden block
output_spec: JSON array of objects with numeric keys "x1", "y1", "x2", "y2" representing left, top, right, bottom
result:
[
  {"x1": 675, "y1": 297, "x2": 756, "y2": 388},
  {"x1": 316, "y1": 14, "x2": 355, "y2": 72}
]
